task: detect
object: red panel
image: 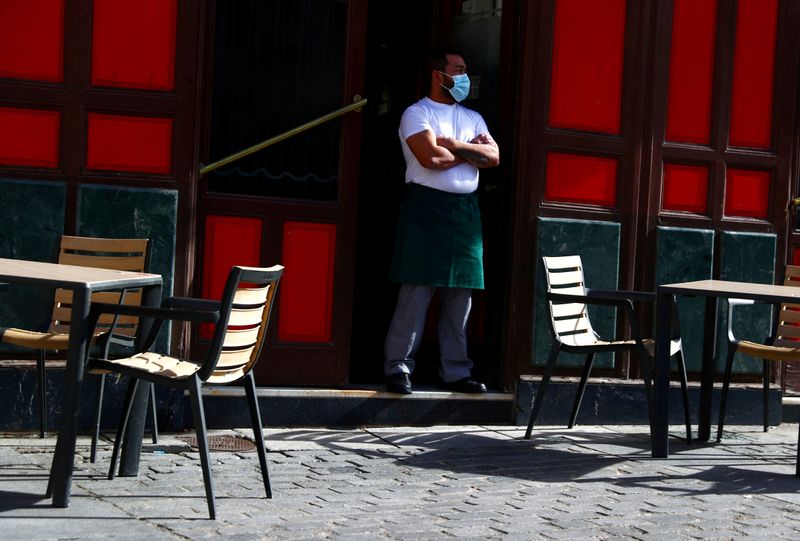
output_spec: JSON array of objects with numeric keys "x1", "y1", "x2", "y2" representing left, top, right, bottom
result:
[
  {"x1": 665, "y1": 0, "x2": 717, "y2": 144},
  {"x1": 794, "y1": 248, "x2": 800, "y2": 266},
  {"x1": 0, "y1": 0, "x2": 64, "y2": 82},
  {"x1": 86, "y1": 113, "x2": 173, "y2": 174},
  {"x1": 548, "y1": 0, "x2": 626, "y2": 134},
  {"x1": 729, "y1": 0, "x2": 778, "y2": 149},
  {"x1": 544, "y1": 152, "x2": 618, "y2": 207},
  {"x1": 0, "y1": 107, "x2": 60, "y2": 168},
  {"x1": 91, "y1": 0, "x2": 177, "y2": 91},
  {"x1": 662, "y1": 163, "x2": 709, "y2": 214},
  {"x1": 200, "y1": 215, "x2": 263, "y2": 340},
  {"x1": 725, "y1": 168, "x2": 770, "y2": 219},
  {"x1": 278, "y1": 221, "x2": 337, "y2": 343}
]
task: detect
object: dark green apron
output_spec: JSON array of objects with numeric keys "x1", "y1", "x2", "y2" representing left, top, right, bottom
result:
[{"x1": 389, "y1": 183, "x2": 484, "y2": 289}]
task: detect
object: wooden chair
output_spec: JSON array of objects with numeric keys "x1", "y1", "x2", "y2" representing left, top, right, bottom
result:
[
  {"x1": 525, "y1": 255, "x2": 692, "y2": 442},
  {"x1": 86, "y1": 264, "x2": 284, "y2": 519},
  {"x1": 0, "y1": 235, "x2": 158, "y2": 461},
  {"x1": 717, "y1": 265, "x2": 800, "y2": 473}
]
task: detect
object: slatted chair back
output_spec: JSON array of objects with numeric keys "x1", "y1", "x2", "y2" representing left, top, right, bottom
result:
[
  {"x1": 50, "y1": 236, "x2": 150, "y2": 340},
  {"x1": 203, "y1": 265, "x2": 283, "y2": 384},
  {"x1": 771, "y1": 264, "x2": 800, "y2": 348},
  {"x1": 542, "y1": 255, "x2": 599, "y2": 347}
]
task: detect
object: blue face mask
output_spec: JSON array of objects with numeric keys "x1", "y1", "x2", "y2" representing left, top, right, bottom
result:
[{"x1": 439, "y1": 72, "x2": 470, "y2": 102}]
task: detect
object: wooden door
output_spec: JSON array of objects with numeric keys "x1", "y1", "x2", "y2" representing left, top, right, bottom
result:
[{"x1": 196, "y1": 0, "x2": 367, "y2": 386}]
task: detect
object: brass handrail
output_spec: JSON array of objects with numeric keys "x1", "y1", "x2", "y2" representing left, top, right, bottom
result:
[{"x1": 198, "y1": 97, "x2": 367, "y2": 177}]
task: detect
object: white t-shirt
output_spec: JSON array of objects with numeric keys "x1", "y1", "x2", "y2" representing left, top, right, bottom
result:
[{"x1": 399, "y1": 97, "x2": 490, "y2": 194}]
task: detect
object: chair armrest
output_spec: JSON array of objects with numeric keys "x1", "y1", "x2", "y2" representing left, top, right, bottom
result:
[
  {"x1": 727, "y1": 298, "x2": 754, "y2": 344},
  {"x1": 585, "y1": 288, "x2": 655, "y2": 303},
  {"x1": 89, "y1": 301, "x2": 220, "y2": 324},
  {"x1": 549, "y1": 291, "x2": 651, "y2": 343},
  {"x1": 548, "y1": 291, "x2": 635, "y2": 309},
  {"x1": 726, "y1": 298, "x2": 770, "y2": 344},
  {"x1": 163, "y1": 297, "x2": 221, "y2": 311},
  {"x1": 88, "y1": 300, "x2": 221, "y2": 357}
]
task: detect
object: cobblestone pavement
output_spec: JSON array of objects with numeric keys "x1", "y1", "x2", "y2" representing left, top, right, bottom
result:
[{"x1": 2, "y1": 423, "x2": 800, "y2": 540}]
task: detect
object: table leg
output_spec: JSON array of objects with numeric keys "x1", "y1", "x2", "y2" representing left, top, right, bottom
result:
[
  {"x1": 117, "y1": 283, "x2": 162, "y2": 477},
  {"x1": 49, "y1": 287, "x2": 90, "y2": 507},
  {"x1": 697, "y1": 296, "x2": 718, "y2": 442},
  {"x1": 117, "y1": 383, "x2": 151, "y2": 476},
  {"x1": 652, "y1": 291, "x2": 672, "y2": 458}
]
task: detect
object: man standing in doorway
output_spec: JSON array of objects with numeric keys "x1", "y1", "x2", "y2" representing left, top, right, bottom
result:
[{"x1": 384, "y1": 48, "x2": 500, "y2": 394}]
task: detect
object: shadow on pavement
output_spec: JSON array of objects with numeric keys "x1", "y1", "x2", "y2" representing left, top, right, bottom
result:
[{"x1": 260, "y1": 426, "x2": 800, "y2": 496}]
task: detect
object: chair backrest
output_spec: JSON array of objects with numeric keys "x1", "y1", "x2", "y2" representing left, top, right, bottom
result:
[
  {"x1": 203, "y1": 265, "x2": 284, "y2": 384},
  {"x1": 542, "y1": 255, "x2": 599, "y2": 346},
  {"x1": 50, "y1": 236, "x2": 150, "y2": 338},
  {"x1": 772, "y1": 264, "x2": 800, "y2": 347}
]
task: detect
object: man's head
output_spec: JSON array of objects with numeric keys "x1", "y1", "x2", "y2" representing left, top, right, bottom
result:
[{"x1": 425, "y1": 48, "x2": 468, "y2": 104}]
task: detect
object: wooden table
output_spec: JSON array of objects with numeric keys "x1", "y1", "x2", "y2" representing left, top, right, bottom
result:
[
  {"x1": 0, "y1": 257, "x2": 162, "y2": 507},
  {"x1": 653, "y1": 279, "x2": 800, "y2": 457}
]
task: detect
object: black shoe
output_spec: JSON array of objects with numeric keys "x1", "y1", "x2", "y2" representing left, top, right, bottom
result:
[
  {"x1": 439, "y1": 377, "x2": 487, "y2": 394},
  {"x1": 386, "y1": 373, "x2": 412, "y2": 394}
]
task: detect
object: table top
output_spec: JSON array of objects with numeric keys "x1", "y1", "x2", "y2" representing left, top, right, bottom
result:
[
  {"x1": 0, "y1": 257, "x2": 162, "y2": 290},
  {"x1": 658, "y1": 279, "x2": 800, "y2": 303}
]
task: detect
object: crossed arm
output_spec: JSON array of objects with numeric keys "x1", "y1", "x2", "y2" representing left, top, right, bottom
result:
[{"x1": 405, "y1": 130, "x2": 500, "y2": 170}]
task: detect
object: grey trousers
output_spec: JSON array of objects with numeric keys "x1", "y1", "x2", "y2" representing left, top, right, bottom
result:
[{"x1": 384, "y1": 284, "x2": 473, "y2": 383}]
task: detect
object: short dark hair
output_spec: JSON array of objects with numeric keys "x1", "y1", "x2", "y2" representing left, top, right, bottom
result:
[{"x1": 424, "y1": 47, "x2": 465, "y2": 82}]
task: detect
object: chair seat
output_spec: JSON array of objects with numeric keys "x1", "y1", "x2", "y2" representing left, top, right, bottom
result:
[
  {"x1": 737, "y1": 340, "x2": 800, "y2": 362},
  {"x1": 101, "y1": 351, "x2": 202, "y2": 379},
  {"x1": 560, "y1": 335, "x2": 637, "y2": 348},
  {"x1": 0, "y1": 326, "x2": 105, "y2": 350},
  {"x1": 560, "y1": 335, "x2": 681, "y2": 356}
]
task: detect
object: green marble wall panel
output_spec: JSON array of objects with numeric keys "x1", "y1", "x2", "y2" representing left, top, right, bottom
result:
[
  {"x1": 534, "y1": 217, "x2": 621, "y2": 369},
  {"x1": 0, "y1": 178, "x2": 66, "y2": 349},
  {"x1": 655, "y1": 226, "x2": 715, "y2": 373},
  {"x1": 719, "y1": 231, "x2": 776, "y2": 375},
  {"x1": 77, "y1": 184, "x2": 178, "y2": 352}
]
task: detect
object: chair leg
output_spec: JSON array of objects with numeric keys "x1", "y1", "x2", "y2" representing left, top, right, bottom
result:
[
  {"x1": 149, "y1": 382, "x2": 159, "y2": 444},
  {"x1": 716, "y1": 344, "x2": 737, "y2": 443},
  {"x1": 188, "y1": 376, "x2": 216, "y2": 520},
  {"x1": 37, "y1": 349, "x2": 47, "y2": 438},
  {"x1": 763, "y1": 359, "x2": 770, "y2": 433},
  {"x1": 90, "y1": 373, "x2": 106, "y2": 463},
  {"x1": 108, "y1": 377, "x2": 140, "y2": 480},
  {"x1": 244, "y1": 372, "x2": 272, "y2": 498},
  {"x1": 568, "y1": 353, "x2": 595, "y2": 429},
  {"x1": 675, "y1": 349, "x2": 692, "y2": 444},
  {"x1": 638, "y1": 346, "x2": 655, "y2": 432},
  {"x1": 796, "y1": 423, "x2": 800, "y2": 478},
  {"x1": 525, "y1": 341, "x2": 560, "y2": 439}
]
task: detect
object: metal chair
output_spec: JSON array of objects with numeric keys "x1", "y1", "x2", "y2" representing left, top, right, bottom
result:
[
  {"x1": 717, "y1": 265, "x2": 800, "y2": 472},
  {"x1": 0, "y1": 235, "x2": 158, "y2": 461},
  {"x1": 525, "y1": 255, "x2": 691, "y2": 442},
  {"x1": 86, "y1": 264, "x2": 284, "y2": 519}
]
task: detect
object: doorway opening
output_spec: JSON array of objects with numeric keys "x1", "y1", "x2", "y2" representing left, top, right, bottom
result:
[{"x1": 349, "y1": 1, "x2": 505, "y2": 388}]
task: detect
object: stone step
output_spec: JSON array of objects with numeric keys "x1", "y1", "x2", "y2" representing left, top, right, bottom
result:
[
  {"x1": 0, "y1": 362, "x2": 514, "y2": 431},
  {"x1": 0, "y1": 361, "x2": 788, "y2": 432}
]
